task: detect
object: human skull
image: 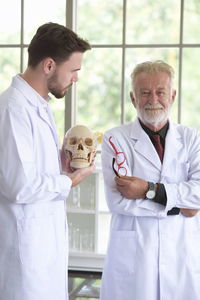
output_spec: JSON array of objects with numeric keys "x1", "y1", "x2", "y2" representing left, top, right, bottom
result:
[{"x1": 63, "y1": 125, "x2": 96, "y2": 169}]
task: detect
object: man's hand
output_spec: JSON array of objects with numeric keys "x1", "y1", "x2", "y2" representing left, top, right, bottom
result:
[
  {"x1": 180, "y1": 208, "x2": 199, "y2": 217},
  {"x1": 60, "y1": 146, "x2": 70, "y2": 173},
  {"x1": 67, "y1": 164, "x2": 95, "y2": 187},
  {"x1": 115, "y1": 175, "x2": 148, "y2": 199}
]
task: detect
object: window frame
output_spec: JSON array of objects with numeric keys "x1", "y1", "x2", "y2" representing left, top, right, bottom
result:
[{"x1": 1, "y1": 0, "x2": 200, "y2": 271}]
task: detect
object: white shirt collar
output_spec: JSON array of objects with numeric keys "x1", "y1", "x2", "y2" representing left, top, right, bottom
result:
[{"x1": 13, "y1": 74, "x2": 52, "y2": 109}]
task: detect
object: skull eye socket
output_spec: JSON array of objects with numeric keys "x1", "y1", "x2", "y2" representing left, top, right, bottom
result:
[
  {"x1": 85, "y1": 138, "x2": 93, "y2": 146},
  {"x1": 69, "y1": 137, "x2": 77, "y2": 145}
]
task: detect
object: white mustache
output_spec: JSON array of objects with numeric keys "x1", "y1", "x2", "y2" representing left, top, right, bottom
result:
[{"x1": 144, "y1": 104, "x2": 164, "y2": 110}]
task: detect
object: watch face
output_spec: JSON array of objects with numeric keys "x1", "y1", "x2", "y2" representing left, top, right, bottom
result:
[{"x1": 146, "y1": 190, "x2": 156, "y2": 199}]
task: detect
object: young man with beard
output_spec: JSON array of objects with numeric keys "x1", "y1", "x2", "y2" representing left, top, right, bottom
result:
[
  {"x1": 0, "y1": 23, "x2": 94, "y2": 300},
  {"x1": 100, "y1": 60, "x2": 200, "y2": 300}
]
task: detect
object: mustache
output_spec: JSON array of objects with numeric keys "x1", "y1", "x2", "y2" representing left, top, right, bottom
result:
[{"x1": 144, "y1": 104, "x2": 164, "y2": 109}]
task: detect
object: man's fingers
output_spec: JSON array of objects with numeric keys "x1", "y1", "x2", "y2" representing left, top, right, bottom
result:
[
  {"x1": 115, "y1": 177, "x2": 125, "y2": 186},
  {"x1": 78, "y1": 164, "x2": 95, "y2": 177},
  {"x1": 180, "y1": 208, "x2": 199, "y2": 217},
  {"x1": 69, "y1": 164, "x2": 95, "y2": 187},
  {"x1": 115, "y1": 176, "x2": 130, "y2": 185}
]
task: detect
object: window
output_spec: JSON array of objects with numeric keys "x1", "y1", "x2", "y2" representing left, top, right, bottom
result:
[{"x1": 1, "y1": 0, "x2": 200, "y2": 271}]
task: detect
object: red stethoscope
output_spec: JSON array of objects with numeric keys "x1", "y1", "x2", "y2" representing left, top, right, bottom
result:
[{"x1": 108, "y1": 136, "x2": 127, "y2": 176}]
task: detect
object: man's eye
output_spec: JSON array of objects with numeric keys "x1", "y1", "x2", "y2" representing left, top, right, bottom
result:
[{"x1": 142, "y1": 91, "x2": 150, "y2": 96}]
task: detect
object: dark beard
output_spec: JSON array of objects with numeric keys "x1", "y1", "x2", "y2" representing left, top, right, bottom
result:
[
  {"x1": 50, "y1": 89, "x2": 66, "y2": 99},
  {"x1": 48, "y1": 74, "x2": 72, "y2": 99}
]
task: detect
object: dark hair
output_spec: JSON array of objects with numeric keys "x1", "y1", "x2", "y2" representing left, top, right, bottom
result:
[{"x1": 28, "y1": 22, "x2": 91, "y2": 67}]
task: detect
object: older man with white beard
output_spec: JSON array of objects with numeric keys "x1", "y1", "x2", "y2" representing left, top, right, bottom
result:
[{"x1": 100, "y1": 60, "x2": 200, "y2": 300}]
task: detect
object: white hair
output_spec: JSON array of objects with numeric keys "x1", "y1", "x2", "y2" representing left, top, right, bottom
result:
[{"x1": 131, "y1": 60, "x2": 175, "y2": 90}]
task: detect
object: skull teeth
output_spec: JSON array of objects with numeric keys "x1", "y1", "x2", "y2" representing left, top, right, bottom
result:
[{"x1": 73, "y1": 157, "x2": 88, "y2": 161}]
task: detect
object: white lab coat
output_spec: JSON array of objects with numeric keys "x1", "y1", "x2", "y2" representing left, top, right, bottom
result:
[
  {"x1": 100, "y1": 119, "x2": 200, "y2": 300},
  {"x1": 0, "y1": 75, "x2": 72, "y2": 300}
]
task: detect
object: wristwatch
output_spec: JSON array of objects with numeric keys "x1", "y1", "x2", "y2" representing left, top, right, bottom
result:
[{"x1": 146, "y1": 182, "x2": 156, "y2": 200}]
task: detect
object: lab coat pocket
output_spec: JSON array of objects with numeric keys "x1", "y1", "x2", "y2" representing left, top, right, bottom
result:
[
  {"x1": 176, "y1": 162, "x2": 189, "y2": 182},
  {"x1": 162, "y1": 162, "x2": 189, "y2": 183},
  {"x1": 106, "y1": 230, "x2": 137, "y2": 276},
  {"x1": 17, "y1": 213, "x2": 57, "y2": 272},
  {"x1": 186, "y1": 231, "x2": 200, "y2": 273}
]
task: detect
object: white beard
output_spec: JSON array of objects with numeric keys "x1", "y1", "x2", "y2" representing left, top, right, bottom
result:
[{"x1": 137, "y1": 103, "x2": 171, "y2": 126}]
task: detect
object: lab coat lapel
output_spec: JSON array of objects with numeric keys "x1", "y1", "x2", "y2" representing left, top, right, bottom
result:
[
  {"x1": 161, "y1": 122, "x2": 182, "y2": 175},
  {"x1": 38, "y1": 106, "x2": 53, "y2": 129},
  {"x1": 130, "y1": 119, "x2": 162, "y2": 170},
  {"x1": 37, "y1": 105, "x2": 61, "y2": 170},
  {"x1": 38, "y1": 105, "x2": 60, "y2": 150}
]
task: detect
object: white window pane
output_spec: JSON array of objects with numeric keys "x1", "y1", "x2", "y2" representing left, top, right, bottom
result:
[
  {"x1": 125, "y1": 48, "x2": 179, "y2": 123},
  {"x1": 67, "y1": 174, "x2": 96, "y2": 211},
  {"x1": 24, "y1": 0, "x2": 66, "y2": 43},
  {"x1": 77, "y1": 0, "x2": 123, "y2": 44},
  {"x1": 97, "y1": 213, "x2": 111, "y2": 254},
  {"x1": 0, "y1": 49, "x2": 20, "y2": 92},
  {"x1": 68, "y1": 213, "x2": 95, "y2": 253},
  {"x1": 126, "y1": 0, "x2": 181, "y2": 44},
  {"x1": 182, "y1": 48, "x2": 200, "y2": 129},
  {"x1": 98, "y1": 172, "x2": 109, "y2": 212},
  {"x1": 184, "y1": 0, "x2": 200, "y2": 43},
  {"x1": 76, "y1": 48, "x2": 122, "y2": 131},
  {"x1": 0, "y1": 0, "x2": 20, "y2": 43}
]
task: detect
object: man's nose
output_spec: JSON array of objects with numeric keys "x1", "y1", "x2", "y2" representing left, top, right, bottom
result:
[
  {"x1": 149, "y1": 91, "x2": 159, "y2": 103},
  {"x1": 72, "y1": 72, "x2": 78, "y2": 82}
]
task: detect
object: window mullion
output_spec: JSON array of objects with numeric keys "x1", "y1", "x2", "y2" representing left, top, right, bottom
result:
[
  {"x1": 178, "y1": 0, "x2": 185, "y2": 124},
  {"x1": 121, "y1": 0, "x2": 127, "y2": 125},
  {"x1": 65, "y1": 0, "x2": 78, "y2": 131},
  {"x1": 20, "y1": 0, "x2": 24, "y2": 73}
]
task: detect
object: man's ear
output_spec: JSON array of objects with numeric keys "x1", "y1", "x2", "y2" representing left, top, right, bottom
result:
[
  {"x1": 171, "y1": 89, "x2": 176, "y2": 104},
  {"x1": 43, "y1": 58, "x2": 56, "y2": 75},
  {"x1": 130, "y1": 91, "x2": 136, "y2": 108}
]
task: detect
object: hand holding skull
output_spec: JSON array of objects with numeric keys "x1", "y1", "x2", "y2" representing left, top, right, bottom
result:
[
  {"x1": 61, "y1": 125, "x2": 97, "y2": 187},
  {"x1": 63, "y1": 125, "x2": 97, "y2": 169}
]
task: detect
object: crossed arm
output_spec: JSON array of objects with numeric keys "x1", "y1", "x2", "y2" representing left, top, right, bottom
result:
[{"x1": 115, "y1": 175, "x2": 199, "y2": 217}]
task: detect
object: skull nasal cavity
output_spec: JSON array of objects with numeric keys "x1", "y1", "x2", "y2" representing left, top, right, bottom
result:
[{"x1": 78, "y1": 144, "x2": 84, "y2": 150}]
